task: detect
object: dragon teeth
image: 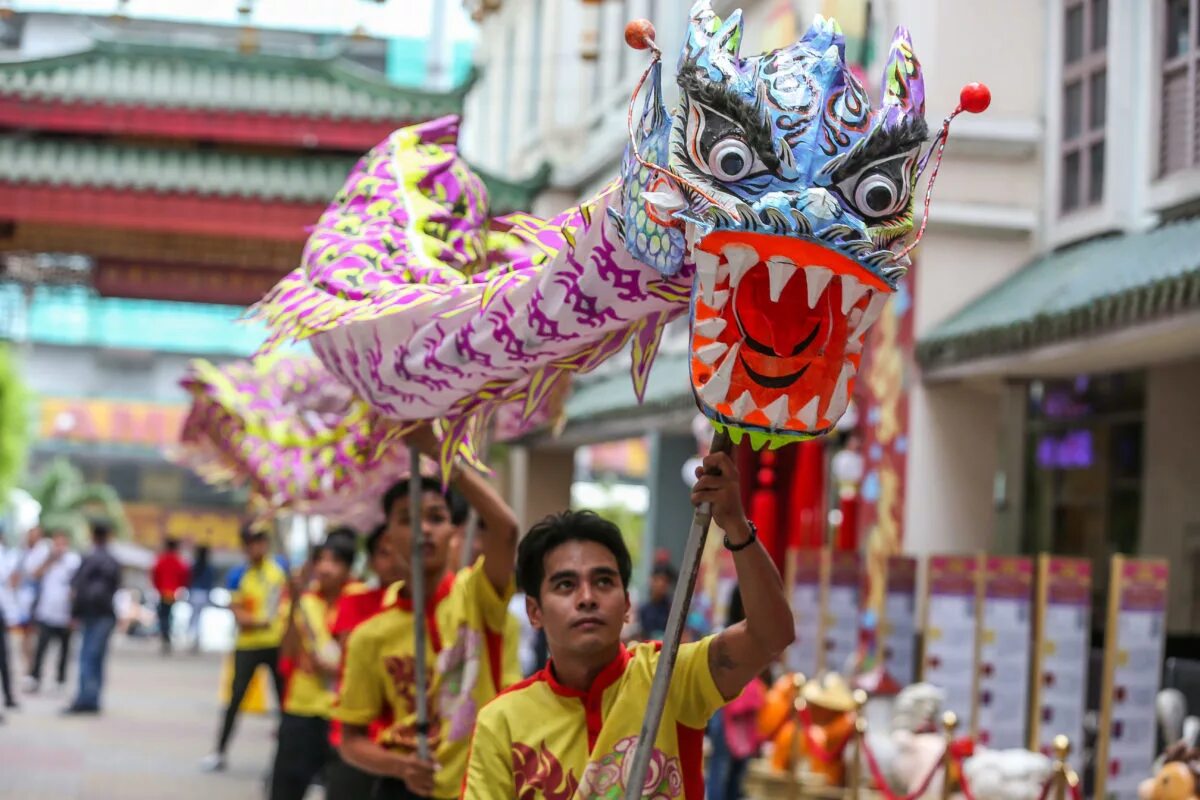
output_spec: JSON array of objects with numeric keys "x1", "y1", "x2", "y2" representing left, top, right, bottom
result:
[
  {"x1": 709, "y1": 289, "x2": 730, "y2": 310},
  {"x1": 731, "y1": 390, "x2": 755, "y2": 418},
  {"x1": 763, "y1": 395, "x2": 790, "y2": 427},
  {"x1": 695, "y1": 341, "x2": 728, "y2": 365},
  {"x1": 643, "y1": 189, "x2": 685, "y2": 212},
  {"x1": 840, "y1": 275, "x2": 870, "y2": 313},
  {"x1": 694, "y1": 317, "x2": 727, "y2": 338},
  {"x1": 823, "y1": 363, "x2": 855, "y2": 422},
  {"x1": 797, "y1": 396, "x2": 820, "y2": 429},
  {"x1": 722, "y1": 244, "x2": 758, "y2": 287},
  {"x1": 846, "y1": 337, "x2": 863, "y2": 354},
  {"x1": 852, "y1": 291, "x2": 888, "y2": 339},
  {"x1": 766, "y1": 256, "x2": 797, "y2": 302},
  {"x1": 804, "y1": 267, "x2": 834, "y2": 308},
  {"x1": 694, "y1": 249, "x2": 720, "y2": 304},
  {"x1": 698, "y1": 342, "x2": 739, "y2": 407}
]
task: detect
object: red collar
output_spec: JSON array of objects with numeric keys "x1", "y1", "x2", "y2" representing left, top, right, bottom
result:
[
  {"x1": 388, "y1": 570, "x2": 456, "y2": 613},
  {"x1": 543, "y1": 643, "x2": 632, "y2": 701}
]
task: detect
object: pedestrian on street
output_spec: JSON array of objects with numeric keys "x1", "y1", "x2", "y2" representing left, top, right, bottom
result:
[
  {"x1": 151, "y1": 538, "x2": 191, "y2": 655},
  {"x1": 0, "y1": 530, "x2": 21, "y2": 712},
  {"x1": 64, "y1": 519, "x2": 121, "y2": 714},
  {"x1": 187, "y1": 545, "x2": 214, "y2": 652},
  {"x1": 24, "y1": 528, "x2": 80, "y2": 694},
  {"x1": 201, "y1": 527, "x2": 287, "y2": 773},
  {"x1": 13, "y1": 526, "x2": 43, "y2": 674}
]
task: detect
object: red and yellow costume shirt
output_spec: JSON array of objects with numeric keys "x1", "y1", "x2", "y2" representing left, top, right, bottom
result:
[
  {"x1": 282, "y1": 591, "x2": 341, "y2": 719},
  {"x1": 462, "y1": 636, "x2": 726, "y2": 800},
  {"x1": 334, "y1": 560, "x2": 513, "y2": 799}
]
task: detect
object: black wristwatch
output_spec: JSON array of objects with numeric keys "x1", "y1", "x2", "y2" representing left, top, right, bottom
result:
[{"x1": 723, "y1": 520, "x2": 757, "y2": 552}]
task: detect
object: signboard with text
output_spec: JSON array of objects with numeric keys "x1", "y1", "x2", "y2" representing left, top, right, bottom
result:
[
  {"x1": 923, "y1": 554, "x2": 979, "y2": 727},
  {"x1": 1095, "y1": 557, "x2": 1168, "y2": 800},
  {"x1": 786, "y1": 549, "x2": 823, "y2": 677},
  {"x1": 1030, "y1": 556, "x2": 1092, "y2": 772},
  {"x1": 823, "y1": 550, "x2": 860, "y2": 674},
  {"x1": 880, "y1": 556, "x2": 918, "y2": 686},
  {"x1": 976, "y1": 556, "x2": 1033, "y2": 748}
]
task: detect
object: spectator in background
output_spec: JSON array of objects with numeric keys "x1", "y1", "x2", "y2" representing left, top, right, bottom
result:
[
  {"x1": 25, "y1": 528, "x2": 80, "y2": 694},
  {"x1": 151, "y1": 538, "x2": 191, "y2": 656},
  {"x1": 0, "y1": 530, "x2": 20, "y2": 711},
  {"x1": 187, "y1": 545, "x2": 214, "y2": 652},
  {"x1": 64, "y1": 519, "x2": 121, "y2": 715},
  {"x1": 637, "y1": 561, "x2": 677, "y2": 642},
  {"x1": 12, "y1": 527, "x2": 43, "y2": 674}
]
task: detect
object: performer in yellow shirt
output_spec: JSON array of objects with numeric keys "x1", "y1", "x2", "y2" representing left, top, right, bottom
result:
[
  {"x1": 334, "y1": 426, "x2": 519, "y2": 800},
  {"x1": 202, "y1": 527, "x2": 289, "y2": 773},
  {"x1": 461, "y1": 451, "x2": 794, "y2": 799},
  {"x1": 268, "y1": 530, "x2": 356, "y2": 800}
]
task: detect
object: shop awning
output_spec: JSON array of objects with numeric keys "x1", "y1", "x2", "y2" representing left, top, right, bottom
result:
[{"x1": 917, "y1": 216, "x2": 1200, "y2": 374}]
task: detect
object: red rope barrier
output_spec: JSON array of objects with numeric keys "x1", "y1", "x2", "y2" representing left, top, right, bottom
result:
[
  {"x1": 858, "y1": 734, "x2": 948, "y2": 800},
  {"x1": 798, "y1": 706, "x2": 853, "y2": 764}
]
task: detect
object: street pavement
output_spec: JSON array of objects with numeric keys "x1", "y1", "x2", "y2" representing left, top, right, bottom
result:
[{"x1": 0, "y1": 635, "x2": 286, "y2": 800}]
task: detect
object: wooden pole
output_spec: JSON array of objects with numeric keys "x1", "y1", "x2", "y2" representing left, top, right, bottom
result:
[
  {"x1": 623, "y1": 429, "x2": 732, "y2": 799},
  {"x1": 408, "y1": 444, "x2": 431, "y2": 761}
]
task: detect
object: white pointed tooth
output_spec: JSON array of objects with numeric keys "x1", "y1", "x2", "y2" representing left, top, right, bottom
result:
[
  {"x1": 643, "y1": 189, "x2": 685, "y2": 212},
  {"x1": 765, "y1": 256, "x2": 798, "y2": 302},
  {"x1": 804, "y1": 266, "x2": 833, "y2": 308},
  {"x1": 695, "y1": 341, "x2": 728, "y2": 365},
  {"x1": 731, "y1": 390, "x2": 755, "y2": 418},
  {"x1": 852, "y1": 291, "x2": 888, "y2": 339},
  {"x1": 847, "y1": 307, "x2": 863, "y2": 333},
  {"x1": 846, "y1": 337, "x2": 863, "y2": 354},
  {"x1": 823, "y1": 362, "x2": 855, "y2": 422},
  {"x1": 709, "y1": 289, "x2": 729, "y2": 310},
  {"x1": 686, "y1": 222, "x2": 701, "y2": 252},
  {"x1": 694, "y1": 248, "x2": 720, "y2": 303},
  {"x1": 722, "y1": 244, "x2": 758, "y2": 287},
  {"x1": 763, "y1": 395, "x2": 790, "y2": 427},
  {"x1": 840, "y1": 274, "x2": 869, "y2": 314},
  {"x1": 695, "y1": 317, "x2": 727, "y2": 338},
  {"x1": 698, "y1": 343, "x2": 739, "y2": 407},
  {"x1": 797, "y1": 396, "x2": 820, "y2": 429}
]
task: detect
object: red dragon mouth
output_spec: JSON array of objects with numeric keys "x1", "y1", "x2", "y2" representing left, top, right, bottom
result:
[{"x1": 689, "y1": 230, "x2": 892, "y2": 437}]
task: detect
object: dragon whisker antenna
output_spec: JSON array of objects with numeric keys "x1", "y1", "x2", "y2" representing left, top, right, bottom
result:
[{"x1": 899, "y1": 82, "x2": 991, "y2": 260}]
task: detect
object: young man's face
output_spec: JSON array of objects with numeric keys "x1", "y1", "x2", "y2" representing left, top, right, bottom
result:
[
  {"x1": 649, "y1": 572, "x2": 673, "y2": 602},
  {"x1": 313, "y1": 549, "x2": 350, "y2": 593},
  {"x1": 527, "y1": 540, "x2": 630, "y2": 661},
  {"x1": 244, "y1": 537, "x2": 269, "y2": 563},
  {"x1": 51, "y1": 532, "x2": 70, "y2": 554},
  {"x1": 369, "y1": 535, "x2": 403, "y2": 586},
  {"x1": 386, "y1": 489, "x2": 455, "y2": 581}
]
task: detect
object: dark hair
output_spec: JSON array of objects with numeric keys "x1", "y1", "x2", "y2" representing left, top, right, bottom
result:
[
  {"x1": 652, "y1": 563, "x2": 678, "y2": 583},
  {"x1": 322, "y1": 532, "x2": 357, "y2": 568},
  {"x1": 726, "y1": 585, "x2": 745, "y2": 627},
  {"x1": 517, "y1": 510, "x2": 632, "y2": 600},
  {"x1": 91, "y1": 519, "x2": 112, "y2": 544},
  {"x1": 164, "y1": 538, "x2": 179, "y2": 552},
  {"x1": 365, "y1": 524, "x2": 388, "y2": 558},
  {"x1": 240, "y1": 526, "x2": 269, "y2": 547},
  {"x1": 382, "y1": 477, "x2": 469, "y2": 526},
  {"x1": 325, "y1": 526, "x2": 358, "y2": 546},
  {"x1": 194, "y1": 545, "x2": 210, "y2": 573}
]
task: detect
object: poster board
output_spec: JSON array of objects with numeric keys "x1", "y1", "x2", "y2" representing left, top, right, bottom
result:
[
  {"x1": 1029, "y1": 555, "x2": 1091, "y2": 772},
  {"x1": 922, "y1": 554, "x2": 979, "y2": 728},
  {"x1": 879, "y1": 556, "x2": 919, "y2": 686},
  {"x1": 823, "y1": 550, "x2": 860, "y2": 674},
  {"x1": 785, "y1": 548, "x2": 824, "y2": 677},
  {"x1": 976, "y1": 555, "x2": 1033, "y2": 748},
  {"x1": 1095, "y1": 556, "x2": 1168, "y2": 800}
]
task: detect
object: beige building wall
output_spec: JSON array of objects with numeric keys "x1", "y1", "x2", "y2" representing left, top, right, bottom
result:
[{"x1": 1139, "y1": 359, "x2": 1200, "y2": 634}]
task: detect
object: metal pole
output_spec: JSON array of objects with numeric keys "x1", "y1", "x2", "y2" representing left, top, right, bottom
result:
[
  {"x1": 1052, "y1": 735, "x2": 1071, "y2": 800},
  {"x1": 940, "y1": 711, "x2": 958, "y2": 800},
  {"x1": 408, "y1": 444, "x2": 431, "y2": 761},
  {"x1": 623, "y1": 428, "x2": 732, "y2": 800},
  {"x1": 850, "y1": 689, "x2": 868, "y2": 800}
]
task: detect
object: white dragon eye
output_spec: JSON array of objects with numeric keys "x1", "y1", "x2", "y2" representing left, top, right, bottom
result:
[
  {"x1": 706, "y1": 138, "x2": 755, "y2": 181},
  {"x1": 853, "y1": 173, "x2": 905, "y2": 218}
]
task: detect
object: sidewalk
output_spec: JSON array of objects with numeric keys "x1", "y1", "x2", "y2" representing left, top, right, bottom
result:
[{"x1": 0, "y1": 635, "x2": 281, "y2": 800}]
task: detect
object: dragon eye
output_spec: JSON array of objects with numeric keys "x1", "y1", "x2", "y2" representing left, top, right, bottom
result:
[
  {"x1": 707, "y1": 138, "x2": 755, "y2": 181},
  {"x1": 854, "y1": 174, "x2": 903, "y2": 217}
]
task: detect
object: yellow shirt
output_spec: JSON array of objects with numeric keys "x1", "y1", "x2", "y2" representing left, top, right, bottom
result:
[
  {"x1": 283, "y1": 592, "x2": 340, "y2": 719},
  {"x1": 334, "y1": 560, "x2": 513, "y2": 799},
  {"x1": 462, "y1": 637, "x2": 726, "y2": 800},
  {"x1": 229, "y1": 558, "x2": 288, "y2": 650}
]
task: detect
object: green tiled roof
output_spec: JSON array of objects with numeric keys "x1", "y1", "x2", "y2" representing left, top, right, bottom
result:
[
  {"x1": 564, "y1": 352, "x2": 694, "y2": 425},
  {"x1": 0, "y1": 283, "x2": 297, "y2": 357},
  {"x1": 0, "y1": 135, "x2": 549, "y2": 213},
  {"x1": 918, "y1": 217, "x2": 1200, "y2": 370},
  {"x1": 0, "y1": 135, "x2": 353, "y2": 202},
  {"x1": 0, "y1": 39, "x2": 473, "y2": 120}
]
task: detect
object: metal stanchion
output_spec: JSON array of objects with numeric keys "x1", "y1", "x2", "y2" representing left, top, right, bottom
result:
[
  {"x1": 849, "y1": 689, "x2": 868, "y2": 800},
  {"x1": 940, "y1": 711, "x2": 959, "y2": 800},
  {"x1": 790, "y1": 673, "x2": 808, "y2": 800},
  {"x1": 1052, "y1": 735, "x2": 1071, "y2": 800}
]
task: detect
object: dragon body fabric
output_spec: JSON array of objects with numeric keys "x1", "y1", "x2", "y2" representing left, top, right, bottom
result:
[{"x1": 253, "y1": 1, "x2": 934, "y2": 462}]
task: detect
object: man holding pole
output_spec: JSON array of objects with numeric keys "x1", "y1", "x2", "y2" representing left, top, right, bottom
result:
[
  {"x1": 461, "y1": 450, "x2": 794, "y2": 799},
  {"x1": 334, "y1": 428, "x2": 519, "y2": 800}
]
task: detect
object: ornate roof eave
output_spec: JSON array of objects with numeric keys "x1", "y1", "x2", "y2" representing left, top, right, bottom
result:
[{"x1": 471, "y1": 161, "x2": 552, "y2": 216}]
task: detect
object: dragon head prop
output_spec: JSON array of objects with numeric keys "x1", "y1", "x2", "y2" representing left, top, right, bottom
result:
[{"x1": 619, "y1": 1, "x2": 987, "y2": 447}]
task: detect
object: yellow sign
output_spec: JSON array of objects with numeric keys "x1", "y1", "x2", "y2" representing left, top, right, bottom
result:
[
  {"x1": 124, "y1": 502, "x2": 242, "y2": 552},
  {"x1": 39, "y1": 397, "x2": 186, "y2": 448}
]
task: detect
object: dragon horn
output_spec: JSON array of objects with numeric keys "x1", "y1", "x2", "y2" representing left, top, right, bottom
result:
[
  {"x1": 878, "y1": 26, "x2": 925, "y2": 121},
  {"x1": 799, "y1": 14, "x2": 839, "y2": 51},
  {"x1": 684, "y1": 0, "x2": 720, "y2": 53},
  {"x1": 708, "y1": 8, "x2": 743, "y2": 59}
]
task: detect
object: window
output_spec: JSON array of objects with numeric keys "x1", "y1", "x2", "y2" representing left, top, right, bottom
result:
[
  {"x1": 1159, "y1": 0, "x2": 1200, "y2": 175},
  {"x1": 1060, "y1": 0, "x2": 1108, "y2": 214},
  {"x1": 528, "y1": 0, "x2": 543, "y2": 127}
]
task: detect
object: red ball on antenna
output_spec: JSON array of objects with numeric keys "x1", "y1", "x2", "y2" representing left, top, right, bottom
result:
[
  {"x1": 625, "y1": 18, "x2": 656, "y2": 50},
  {"x1": 959, "y1": 82, "x2": 991, "y2": 114}
]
